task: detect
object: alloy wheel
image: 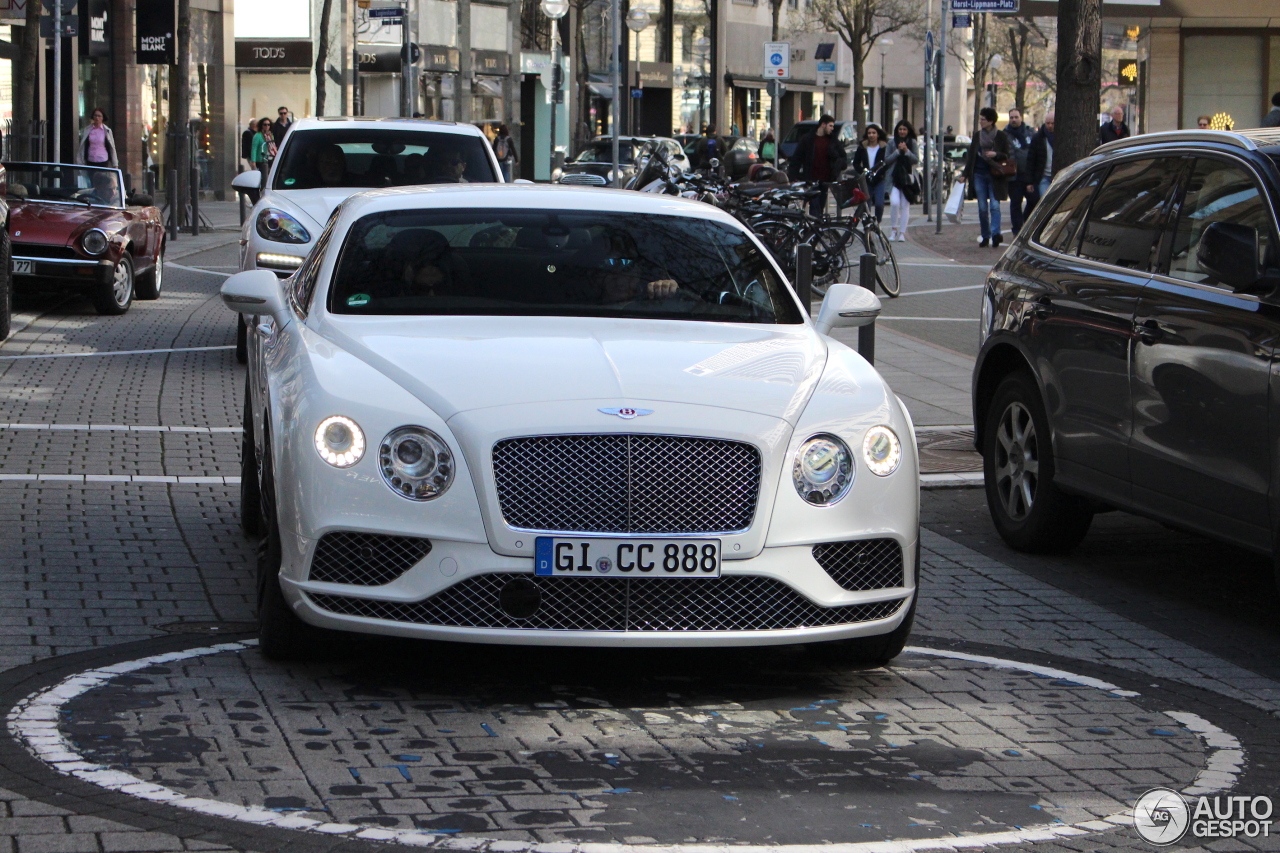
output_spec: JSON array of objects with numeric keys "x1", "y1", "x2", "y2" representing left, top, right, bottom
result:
[
  {"x1": 994, "y1": 400, "x2": 1039, "y2": 521},
  {"x1": 112, "y1": 260, "x2": 133, "y2": 306}
]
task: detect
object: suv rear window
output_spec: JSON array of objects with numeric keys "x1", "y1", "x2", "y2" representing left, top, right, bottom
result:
[{"x1": 1075, "y1": 158, "x2": 1182, "y2": 271}]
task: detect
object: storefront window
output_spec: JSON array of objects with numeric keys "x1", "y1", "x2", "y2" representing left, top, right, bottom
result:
[{"x1": 0, "y1": 25, "x2": 12, "y2": 158}]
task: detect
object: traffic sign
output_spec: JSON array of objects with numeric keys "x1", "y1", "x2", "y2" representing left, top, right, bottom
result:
[
  {"x1": 767, "y1": 79, "x2": 786, "y2": 99},
  {"x1": 764, "y1": 42, "x2": 790, "y2": 79},
  {"x1": 816, "y1": 60, "x2": 836, "y2": 87},
  {"x1": 950, "y1": 0, "x2": 1017, "y2": 10},
  {"x1": 952, "y1": 13, "x2": 971, "y2": 27}
]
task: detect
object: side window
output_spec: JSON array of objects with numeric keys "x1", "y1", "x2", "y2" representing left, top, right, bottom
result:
[
  {"x1": 290, "y1": 216, "x2": 336, "y2": 316},
  {"x1": 1075, "y1": 158, "x2": 1182, "y2": 271},
  {"x1": 1168, "y1": 158, "x2": 1273, "y2": 288},
  {"x1": 1035, "y1": 169, "x2": 1103, "y2": 253}
]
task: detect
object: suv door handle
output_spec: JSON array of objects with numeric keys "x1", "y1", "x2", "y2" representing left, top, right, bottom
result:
[
  {"x1": 1031, "y1": 297, "x2": 1053, "y2": 318},
  {"x1": 1135, "y1": 318, "x2": 1164, "y2": 344}
]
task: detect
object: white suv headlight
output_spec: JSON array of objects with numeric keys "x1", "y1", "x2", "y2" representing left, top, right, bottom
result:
[
  {"x1": 314, "y1": 416, "x2": 366, "y2": 468},
  {"x1": 256, "y1": 207, "x2": 311, "y2": 244},
  {"x1": 793, "y1": 434, "x2": 854, "y2": 505},
  {"x1": 380, "y1": 427, "x2": 454, "y2": 500},
  {"x1": 862, "y1": 425, "x2": 902, "y2": 477}
]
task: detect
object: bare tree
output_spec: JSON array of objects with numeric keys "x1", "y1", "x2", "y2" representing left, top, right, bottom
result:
[
  {"x1": 13, "y1": 0, "x2": 42, "y2": 158},
  {"x1": 806, "y1": 0, "x2": 921, "y2": 129},
  {"x1": 769, "y1": 0, "x2": 784, "y2": 41},
  {"x1": 996, "y1": 16, "x2": 1054, "y2": 116},
  {"x1": 314, "y1": 0, "x2": 336, "y2": 115},
  {"x1": 1054, "y1": 0, "x2": 1101, "y2": 173}
]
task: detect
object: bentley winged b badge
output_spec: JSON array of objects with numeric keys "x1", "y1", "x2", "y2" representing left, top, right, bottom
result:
[{"x1": 599, "y1": 407, "x2": 654, "y2": 419}]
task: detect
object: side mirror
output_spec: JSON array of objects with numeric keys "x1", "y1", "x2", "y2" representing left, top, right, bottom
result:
[
  {"x1": 221, "y1": 269, "x2": 288, "y2": 320},
  {"x1": 232, "y1": 169, "x2": 264, "y2": 193},
  {"x1": 513, "y1": 178, "x2": 535, "y2": 185},
  {"x1": 1197, "y1": 221, "x2": 1263, "y2": 291},
  {"x1": 814, "y1": 283, "x2": 881, "y2": 335},
  {"x1": 708, "y1": 157, "x2": 721, "y2": 169}
]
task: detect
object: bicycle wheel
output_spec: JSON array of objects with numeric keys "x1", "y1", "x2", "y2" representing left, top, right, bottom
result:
[
  {"x1": 862, "y1": 225, "x2": 902, "y2": 297},
  {"x1": 812, "y1": 222, "x2": 860, "y2": 288},
  {"x1": 751, "y1": 218, "x2": 801, "y2": 275}
]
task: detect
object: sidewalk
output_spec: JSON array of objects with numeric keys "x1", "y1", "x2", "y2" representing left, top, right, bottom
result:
[{"x1": 157, "y1": 197, "x2": 244, "y2": 261}]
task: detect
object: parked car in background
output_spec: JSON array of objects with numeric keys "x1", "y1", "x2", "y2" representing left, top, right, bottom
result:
[
  {"x1": 973, "y1": 128, "x2": 1280, "y2": 592},
  {"x1": 230, "y1": 117, "x2": 501, "y2": 361},
  {"x1": 556, "y1": 137, "x2": 688, "y2": 187},
  {"x1": 0, "y1": 161, "x2": 9, "y2": 339},
  {"x1": 5, "y1": 162, "x2": 164, "y2": 316}
]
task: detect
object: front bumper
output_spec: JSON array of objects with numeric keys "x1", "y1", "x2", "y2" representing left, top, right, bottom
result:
[
  {"x1": 13, "y1": 255, "x2": 114, "y2": 285},
  {"x1": 280, "y1": 535, "x2": 917, "y2": 647}
]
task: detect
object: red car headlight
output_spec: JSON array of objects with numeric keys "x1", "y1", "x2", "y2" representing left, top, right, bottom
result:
[{"x1": 81, "y1": 229, "x2": 108, "y2": 255}]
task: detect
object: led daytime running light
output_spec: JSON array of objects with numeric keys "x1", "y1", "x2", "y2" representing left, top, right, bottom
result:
[
  {"x1": 314, "y1": 415, "x2": 366, "y2": 468},
  {"x1": 862, "y1": 425, "x2": 902, "y2": 477}
]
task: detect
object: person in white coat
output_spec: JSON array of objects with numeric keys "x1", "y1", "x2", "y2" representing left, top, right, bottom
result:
[{"x1": 883, "y1": 120, "x2": 919, "y2": 242}]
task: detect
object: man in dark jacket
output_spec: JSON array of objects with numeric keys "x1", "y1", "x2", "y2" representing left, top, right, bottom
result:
[
  {"x1": 788, "y1": 115, "x2": 848, "y2": 215},
  {"x1": 1097, "y1": 106, "x2": 1130, "y2": 145},
  {"x1": 691, "y1": 125, "x2": 727, "y2": 170},
  {"x1": 1262, "y1": 92, "x2": 1280, "y2": 127},
  {"x1": 1004, "y1": 108, "x2": 1035, "y2": 236},
  {"x1": 271, "y1": 107, "x2": 293, "y2": 148},
  {"x1": 1026, "y1": 111, "x2": 1055, "y2": 206}
]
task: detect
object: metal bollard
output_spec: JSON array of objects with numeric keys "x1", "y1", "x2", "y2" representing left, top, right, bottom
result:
[
  {"x1": 794, "y1": 243, "x2": 813, "y2": 312},
  {"x1": 190, "y1": 166, "x2": 200, "y2": 236},
  {"x1": 166, "y1": 169, "x2": 179, "y2": 241},
  {"x1": 858, "y1": 252, "x2": 876, "y2": 365}
]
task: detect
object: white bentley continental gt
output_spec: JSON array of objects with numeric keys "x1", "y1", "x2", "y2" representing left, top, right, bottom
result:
[{"x1": 222, "y1": 184, "x2": 920, "y2": 662}]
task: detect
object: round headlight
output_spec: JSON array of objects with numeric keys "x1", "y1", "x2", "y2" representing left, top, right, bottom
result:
[
  {"x1": 379, "y1": 426, "x2": 454, "y2": 500},
  {"x1": 793, "y1": 434, "x2": 854, "y2": 505},
  {"x1": 81, "y1": 229, "x2": 108, "y2": 255},
  {"x1": 862, "y1": 426, "x2": 902, "y2": 477},
  {"x1": 314, "y1": 416, "x2": 365, "y2": 468}
]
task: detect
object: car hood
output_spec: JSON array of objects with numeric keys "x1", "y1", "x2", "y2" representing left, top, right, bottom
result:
[
  {"x1": 319, "y1": 315, "x2": 827, "y2": 423},
  {"x1": 9, "y1": 201, "x2": 120, "y2": 246},
  {"x1": 260, "y1": 187, "x2": 360, "y2": 234}
]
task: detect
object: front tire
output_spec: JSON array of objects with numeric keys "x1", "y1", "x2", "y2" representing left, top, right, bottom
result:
[
  {"x1": 94, "y1": 253, "x2": 134, "y2": 315},
  {"x1": 135, "y1": 243, "x2": 164, "y2": 300},
  {"x1": 240, "y1": 380, "x2": 263, "y2": 538},
  {"x1": 235, "y1": 316, "x2": 248, "y2": 364},
  {"x1": 982, "y1": 371, "x2": 1093, "y2": 553},
  {"x1": 257, "y1": 426, "x2": 333, "y2": 660}
]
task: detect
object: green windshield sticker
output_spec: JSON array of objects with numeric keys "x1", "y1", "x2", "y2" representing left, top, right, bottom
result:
[
  {"x1": 346, "y1": 293, "x2": 371, "y2": 307},
  {"x1": 284, "y1": 178, "x2": 296, "y2": 186}
]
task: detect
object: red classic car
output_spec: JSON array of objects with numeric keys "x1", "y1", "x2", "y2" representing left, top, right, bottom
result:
[{"x1": 4, "y1": 162, "x2": 165, "y2": 315}]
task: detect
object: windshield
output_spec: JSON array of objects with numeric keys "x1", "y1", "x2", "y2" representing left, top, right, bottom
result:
[
  {"x1": 573, "y1": 143, "x2": 636, "y2": 165},
  {"x1": 3, "y1": 162, "x2": 123, "y2": 207},
  {"x1": 329, "y1": 209, "x2": 804, "y2": 324},
  {"x1": 270, "y1": 128, "x2": 497, "y2": 190}
]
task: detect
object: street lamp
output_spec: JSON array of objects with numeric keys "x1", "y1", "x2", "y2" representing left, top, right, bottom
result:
[
  {"x1": 541, "y1": 0, "x2": 569, "y2": 176},
  {"x1": 626, "y1": 7, "x2": 651, "y2": 136},
  {"x1": 987, "y1": 53, "x2": 1003, "y2": 109},
  {"x1": 878, "y1": 37, "x2": 893, "y2": 126},
  {"x1": 693, "y1": 35, "x2": 710, "y2": 134}
]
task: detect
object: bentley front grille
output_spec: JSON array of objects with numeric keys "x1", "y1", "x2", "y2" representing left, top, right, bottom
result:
[
  {"x1": 492, "y1": 434, "x2": 761, "y2": 534},
  {"x1": 308, "y1": 531, "x2": 433, "y2": 586},
  {"x1": 812, "y1": 539, "x2": 905, "y2": 591},
  {"x1": 308, "y1": 573, "x2": 905, "y2": 631}
]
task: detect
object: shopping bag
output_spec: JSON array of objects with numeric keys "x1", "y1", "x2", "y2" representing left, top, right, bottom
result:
[{"x1": 944, "y1": 179, "x2": 965, "y2": 223}]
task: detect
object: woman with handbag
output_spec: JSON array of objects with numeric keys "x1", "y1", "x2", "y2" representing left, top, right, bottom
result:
[
  {"x1": 883, "y1": 120, "x2": 919, "y2": 242},
  {"x1": 962, "y1": 107, "x2": 1013, "y2": 247},
  {"x1": 851, "y1": 124, "x2": 889, "y2": 222}
]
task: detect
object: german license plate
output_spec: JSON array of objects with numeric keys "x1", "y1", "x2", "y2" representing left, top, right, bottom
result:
[
  {"x1": 535, "y1": 537, "x2": 721, "y2": 578},
  {"x1": 12, "y1": 259, "x2": 32, "y2": 275}
]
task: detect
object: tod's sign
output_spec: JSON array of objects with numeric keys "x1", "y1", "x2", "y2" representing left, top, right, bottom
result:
[{"x1": 235, "y1": 40, "x2": 314, "y2": 69}]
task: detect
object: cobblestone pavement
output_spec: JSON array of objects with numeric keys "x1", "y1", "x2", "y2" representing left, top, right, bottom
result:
[{"x1": 0, "y1": 248, "x2": 1276, "y2": 852}]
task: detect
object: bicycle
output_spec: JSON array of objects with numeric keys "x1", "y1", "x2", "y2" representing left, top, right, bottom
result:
[
  {"x1": 832, "y1": 168, "x2": 901, "y2": 298},
  {"x1": 739, "y1": 187, "x2": 864, "y2": 296}
]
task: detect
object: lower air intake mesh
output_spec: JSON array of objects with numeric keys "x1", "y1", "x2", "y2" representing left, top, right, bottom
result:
[{"x1": 308, "y1": 532, "x2": 433, "y2": 586}]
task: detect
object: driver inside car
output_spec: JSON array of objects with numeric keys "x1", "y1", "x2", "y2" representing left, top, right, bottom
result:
[{"x1": 571, "y1": 230, "x2": 678, "y2": 304}]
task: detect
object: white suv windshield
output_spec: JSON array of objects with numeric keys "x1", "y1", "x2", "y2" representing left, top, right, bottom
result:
[{"x1": 271, "y1": 128, "x2": 496, "y2": 190}]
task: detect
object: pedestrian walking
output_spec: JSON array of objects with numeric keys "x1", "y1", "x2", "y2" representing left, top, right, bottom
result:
[
  {"x1": 760, "y1": 131, "x2": 776, "y2": 162},
  {"x1": 76, "y1": 108, "x2": 118, "y2": 169},
  {"x1": 1097, "y1": 106, "x2": 1130, "y2": 145},
  {"x1": 271, "y1": 107, "x2": 294, "y2": 147},
  {"x1": 241, "y1": 119, "x2": 257, "y2": 166},
  {"x1": 787, "y1": 114, "x2": 847, "y2": 216},
  {"x1": 1027, "y1": 111, "x2": 1055, "y2": 204},
  {"x1": 492, "y1": 124, "x2": 518, "y2": 182},
  {"x1": 883, "y1": 120, "x2": 919, "y2": 242},
  {"x1": 692, "y1": 125, "x2": 727, "y2": 170},
  {"x1": 851, "y1": 123, "x2": 888, "y2": 222},
  {"x1": 251, "y1": 118, "x2": 276, "y2": 186},
  {"x1": 1003, "y1": 108, "x2": 1035, "y2": 236},
  {"x1": 963, "y1": 106, "x2": 1012, "y2": 247},
  {"x1": 1262, "y1": 93, "x2": 1280, "y2": 127}
]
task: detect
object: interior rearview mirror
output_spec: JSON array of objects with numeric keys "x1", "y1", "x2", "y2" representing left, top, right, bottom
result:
[
  {"x1": 814, "y1": 283, "x2": 881, "y2": 335},
  {"x1": 1197, "y1": 221, "x2": 1262, "y2": 291}
]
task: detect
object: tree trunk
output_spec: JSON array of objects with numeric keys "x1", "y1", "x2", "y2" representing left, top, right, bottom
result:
[
  {"x1": 172, "y1": 0, "x2": 190, "y2": 215},
  {"x1": 1054, "y1": 0, "x2": 1101, "y2": 174},
  {"x1": 770, "y1": 0, "x2": 781, "y2": 41},
  {"x1": 13, "y1": 0, "x2": 42, "y2": 159},
  {"x1": 314, "y1": 0, "x2": 335, "y2": 115},
  {"x1": 970, "y1": 14, "x2": 988, "y2": 136}
]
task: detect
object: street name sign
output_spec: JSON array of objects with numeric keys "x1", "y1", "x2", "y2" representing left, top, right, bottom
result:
[{"x1": 950, "y1": 0, "x2": 1018, "y2": 10}]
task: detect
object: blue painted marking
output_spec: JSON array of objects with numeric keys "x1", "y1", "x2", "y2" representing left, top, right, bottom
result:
[
  {"x1": 723, "y1": 795, "x2": 738, "y2": 801},
  {"x1": 393, "y1": 755, "x2": 422, "y2": 762},
  {"x1": 388, "y1": 765, "x2": 413, "y2": 782},
  {"x1": 604, "y1": 788, "x2": 632, "y2": 794},
  {"x1": 1150, "y1": 728, "x2": 1178, "y2": 737},
  {"x1": 1003, "y1": 749, "x2": 1022, "y2": 757},
  {"x1": 347, "y1": 768, "x2": 362, "y2": 782},
  {"x1": 535, "y1": 538, "x2": 554, "y2": 575},
  {"x1": 480, "y1": 723, "x2": 497, "y2": 737}
]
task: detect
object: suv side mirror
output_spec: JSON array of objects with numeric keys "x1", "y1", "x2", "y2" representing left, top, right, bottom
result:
[
  {"x1": 1197, "y1": 221, "x2": 1263, "y2": 291},
  {"x1": 232, "y1": 169, "x2": 264, "y2": 193}
]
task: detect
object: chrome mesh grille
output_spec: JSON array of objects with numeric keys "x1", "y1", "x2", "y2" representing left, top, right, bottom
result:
[
  {"x1": 558, "y1": 173, "x2": 607, "y2": 185},
  {"x1": 492, "y1": 434, "x2": 761, "y2": 533},
  {"x1": 308, "y1": 573, "x2": 904, "y2": 631},
  {"x1": 308, "y1": 532, "x2": 432, "y2": 586},
  {"x1": 812, "y1": 539, "x2": 905, "y2": 591}
]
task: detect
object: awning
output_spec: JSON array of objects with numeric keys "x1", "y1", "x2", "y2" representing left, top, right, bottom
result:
[
  {"x1": 588, "y1": 82, "x2": 616, "y2": 99},
  {"x1": 473, "y1": 77, "x2": 504, "y2": 97}
]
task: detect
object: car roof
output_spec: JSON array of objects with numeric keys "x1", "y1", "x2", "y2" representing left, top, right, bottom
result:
[
  {"x1": 335, "y1": 184, "x2": 743, "y2": 228},
  {"x1": 1094, "y1": 128, "x2": 1280, "y2": 156},
  {"x1": 280, "y1": 117, "x2": 486, "y2": 137}
]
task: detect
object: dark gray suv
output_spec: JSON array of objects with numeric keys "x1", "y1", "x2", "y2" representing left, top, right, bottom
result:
[{"x1": 972, "y1": 129, "x2": 1280, "y2": 581}]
